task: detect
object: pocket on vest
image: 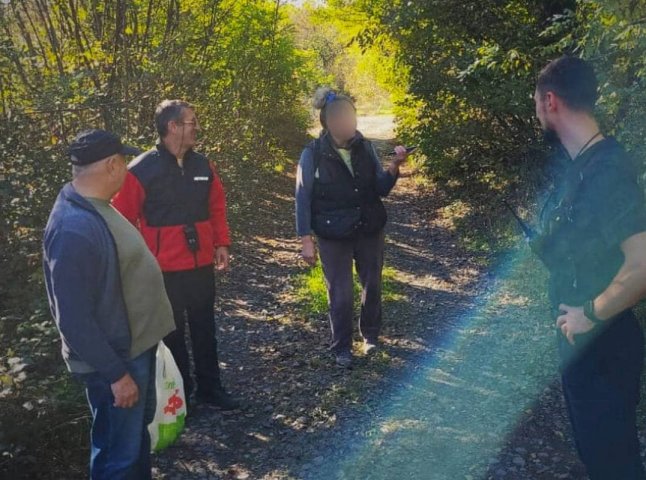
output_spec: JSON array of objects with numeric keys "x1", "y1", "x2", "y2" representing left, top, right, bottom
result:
[
  {"x1": 313, "y1": 208, "x2": 362, "y2": 240},
  {"x1": 361, "y1": 201, "x2": 387, "y2": 234}
]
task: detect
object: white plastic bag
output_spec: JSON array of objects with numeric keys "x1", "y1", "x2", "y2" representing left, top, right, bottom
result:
[{"x1": 148, "y1": 341, "x2": 187, "y2": 452}]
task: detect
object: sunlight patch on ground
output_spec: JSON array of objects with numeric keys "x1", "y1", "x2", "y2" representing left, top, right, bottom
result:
[{"x1": 307, "y1": 246, "x2": 558, "y2": 479}]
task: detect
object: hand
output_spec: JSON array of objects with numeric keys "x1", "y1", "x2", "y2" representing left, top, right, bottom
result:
[
  {"x1": 393, "y1": 145, "x2": 410, "y2": 165},
  {"x1": 111, "y1": 373, "x2": 139, "y2": 408},
  {"x1": 388, "y1": 145, "x2": 410, "y2": 176},
  {"x1": 215, "y1": 246, "x2": 230, "y2": 271},
  {"x1": 300, "y1": 236, "x2": 318, "y2": 266},
  {"x1": 556, "y1": 303, "x2": 596, "y2": 346}
]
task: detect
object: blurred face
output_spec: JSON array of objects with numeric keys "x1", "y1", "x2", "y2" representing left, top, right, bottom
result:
[
  {"x1": 169, "y1": 107, "x2": 200, "y2": 149},
  {"x1": 325, "y1": 101, "x2": 357, "y2": 144}
]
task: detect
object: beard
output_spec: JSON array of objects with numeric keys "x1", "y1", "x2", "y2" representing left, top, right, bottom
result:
[
  {"x1": 541, "y1": 126, "x2": 570, "y2": 169},
  {"x1": 541, "y1": 127, "x2": 561, "y2": 147}
]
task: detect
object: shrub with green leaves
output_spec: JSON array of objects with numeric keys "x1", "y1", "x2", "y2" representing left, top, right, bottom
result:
[{"x1": 349, "y1": 0, "x2": 646, "y2": 248}]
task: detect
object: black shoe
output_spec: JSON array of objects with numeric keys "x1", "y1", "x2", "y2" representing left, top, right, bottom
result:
[
  {"x1": 185, "y1": 395, "x2": 197, "y2": 418},
  {"x1": 196, "y1": 388, "x2": 240, "y2": 411},
  {"x1": 335, "y1": 351, "x2": 353, "y2": 369}
]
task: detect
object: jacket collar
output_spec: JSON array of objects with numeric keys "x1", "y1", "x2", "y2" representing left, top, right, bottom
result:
[
  {"x1": 156, "y1": 140, "x2": 195, "y2": 163},
  {"x1": 321, "y1": 130, "x2": 365, "y2": 152},
  {"x1": 60, "y1": 182, "x2": 102, "y2": 213},
  {"x1": 564, "y1": 136, "x2": 621, "y2": 178}
]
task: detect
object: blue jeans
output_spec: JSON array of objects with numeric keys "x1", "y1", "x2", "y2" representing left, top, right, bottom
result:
[{"x1": 76, "y1": 347, "x2": 157, "y2": 480}]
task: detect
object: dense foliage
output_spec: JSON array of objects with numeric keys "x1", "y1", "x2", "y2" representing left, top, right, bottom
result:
[
  {"x1": 0, "y1": 0, "x2": 320, "y2": 308},
  {"x1": 347, "y1": 0, "x2": 646, "y2": 246}
]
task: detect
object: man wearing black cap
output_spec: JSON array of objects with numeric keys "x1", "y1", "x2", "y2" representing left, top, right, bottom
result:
[{"x1": 43, "y1": 129, "x2": 176, "y2": 479}]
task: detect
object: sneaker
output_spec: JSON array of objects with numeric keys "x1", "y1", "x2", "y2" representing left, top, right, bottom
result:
[
  {"x1": 196, "y1": 388, "x2": 241, "y2": 411},
  {"x1": 363, "y1": 341, "x2": 378, "y2": 356},
  {"x1": 335, "y1": 351, "x2": 353, "y2": 369}
]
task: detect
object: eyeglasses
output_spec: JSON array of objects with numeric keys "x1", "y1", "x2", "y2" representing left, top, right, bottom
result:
[{"x1": 178, "y1": 120, "x2": 199, "y2": 128}]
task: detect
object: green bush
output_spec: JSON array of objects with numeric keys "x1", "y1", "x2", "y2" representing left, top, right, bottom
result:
[{"x1": 351, "y1": 0, "x2": 646, "y2": 250}]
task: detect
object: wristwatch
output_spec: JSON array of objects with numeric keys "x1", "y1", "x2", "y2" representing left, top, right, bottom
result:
[{"x1": 583, "y1": 299, "x2": 603, "y2": 324}]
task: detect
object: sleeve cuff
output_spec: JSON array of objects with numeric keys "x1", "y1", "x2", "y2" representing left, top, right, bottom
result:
[{"x1": 102, "y1": 362, "x2": 129, "y2": 384}]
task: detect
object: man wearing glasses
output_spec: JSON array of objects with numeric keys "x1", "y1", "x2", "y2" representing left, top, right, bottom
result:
[{"x1": 113, "y1": 100, "x2": 239, "y2": 411}]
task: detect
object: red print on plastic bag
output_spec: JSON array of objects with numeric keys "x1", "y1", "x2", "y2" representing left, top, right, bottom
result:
[{"x1": 163, "y1": 389, "x2": 184, "y2": 415}]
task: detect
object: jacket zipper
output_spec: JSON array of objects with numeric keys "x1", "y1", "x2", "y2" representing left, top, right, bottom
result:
[
  {"x1": 155, "y1": 229, "x2": 161, "y2": 257},
  {"x1": 180, "y1": 161, "x2": 199, "y2": 268}
]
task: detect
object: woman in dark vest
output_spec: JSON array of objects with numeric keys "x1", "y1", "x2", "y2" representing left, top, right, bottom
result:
[{"x1": 295, "y1": 87, "x2": 410, "y2": 368}]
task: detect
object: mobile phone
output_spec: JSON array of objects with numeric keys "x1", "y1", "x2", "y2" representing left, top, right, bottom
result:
[{"x1": 387, "y1": 146, "x2": 418, "y2": 156}]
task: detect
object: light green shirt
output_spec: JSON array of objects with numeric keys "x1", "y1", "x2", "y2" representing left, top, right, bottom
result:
[
  {"x1": 314, "y1": 147, "x2": 354, "y2": 179},
  {"x1": 336, "y1": 147, "x2": 354, "y2": 176},
  {"x1": 87, "y1": 198, "x2": 175, "y2": 359}
]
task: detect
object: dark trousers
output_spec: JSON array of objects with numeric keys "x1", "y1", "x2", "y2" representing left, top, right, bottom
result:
[
  {"x1": 163, "y1": 265, "x2": 221, "y2": 397},
  {"x1": 76, "y1": 347, "x2": 156, "y2": 480},
  {"x1": 559, "y1": 310, "x2": 645, "y2": 480},
  {"x1": 318, "y1": 230, "x2": 385, "y2": 354}
]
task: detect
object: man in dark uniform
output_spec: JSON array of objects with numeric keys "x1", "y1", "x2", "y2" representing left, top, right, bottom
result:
[{"x1": 532, "y1": 56, "x2": 646, "y2": 479}]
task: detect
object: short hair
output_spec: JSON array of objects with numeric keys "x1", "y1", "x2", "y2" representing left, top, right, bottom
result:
[
  {"x1": 71, "y1": 160, "x2": 103, "y2": 179},
  {"x1": 72, "y1": 163, "x2": 89, "y2": 179},
  {"x1": 537, "y1": 56, "x2": 598, "y2": 112},
  {"x1": 154, "y1": 99, "x2": 193, "y2": 138}
]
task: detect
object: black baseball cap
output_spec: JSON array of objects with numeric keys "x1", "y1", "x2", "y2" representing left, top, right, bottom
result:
[{"x1": 67, "y1": 129, "x2": 141, "y2": 166}]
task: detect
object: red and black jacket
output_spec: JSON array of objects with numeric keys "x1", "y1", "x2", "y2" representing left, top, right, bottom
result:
[{"x1": 112, "y1": 142, "x2": 230, "y2": 272}]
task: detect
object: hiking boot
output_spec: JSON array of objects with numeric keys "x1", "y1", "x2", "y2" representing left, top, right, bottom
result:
[
  {"x1": 196, "y1": 387, "x2": 241, "y2": 411},
  {"x1": 335, "y1": 351, "x2": 353, "y2": 369}
]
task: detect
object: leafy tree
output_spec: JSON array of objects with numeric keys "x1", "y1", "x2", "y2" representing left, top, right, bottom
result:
[{"x1": 348, "y1": 0, "x2": 646, "y2": 247}]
